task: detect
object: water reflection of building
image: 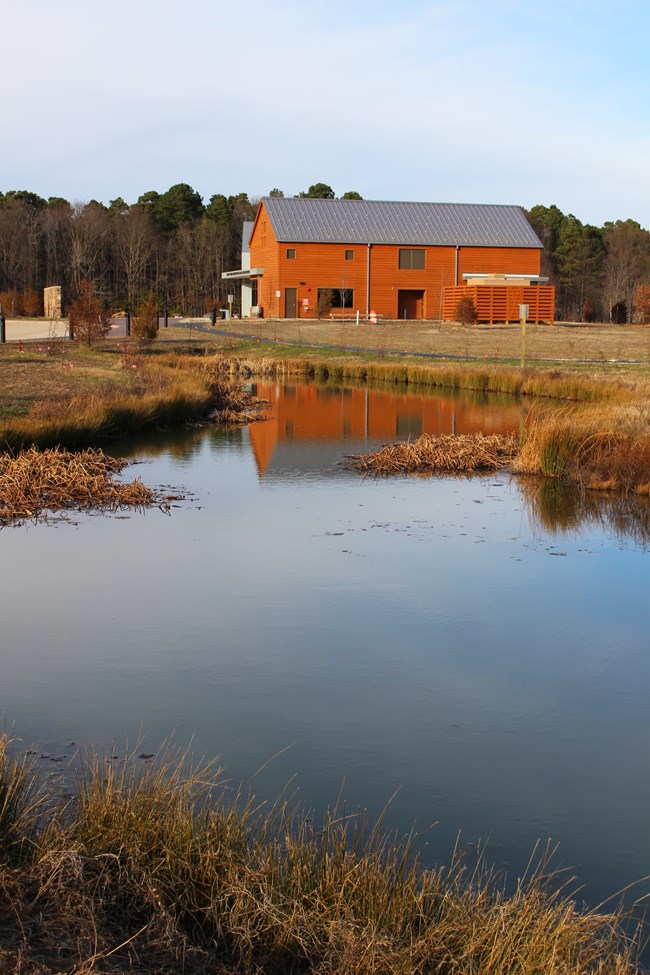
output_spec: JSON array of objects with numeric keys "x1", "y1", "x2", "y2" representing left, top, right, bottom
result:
[{"x1": 248, "y1": 382, "x2": 522, "y2": 477}]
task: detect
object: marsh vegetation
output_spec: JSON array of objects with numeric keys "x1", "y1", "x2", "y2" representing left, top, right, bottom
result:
[{"x1": 0, "y1": 737, "x2": 642, "y2": 975}]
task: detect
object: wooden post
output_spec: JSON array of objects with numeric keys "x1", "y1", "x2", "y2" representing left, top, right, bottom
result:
[{"x1": 519, "y1": 304, "x2": 529, "y2": 368}]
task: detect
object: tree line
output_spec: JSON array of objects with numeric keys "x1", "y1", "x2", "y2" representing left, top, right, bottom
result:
[
  {"x1": 526, "y1": 205, "x2": 650, "y2": 323},
  {"x1": 1, "y1": 183, "x2": 649, "y2": 322}
]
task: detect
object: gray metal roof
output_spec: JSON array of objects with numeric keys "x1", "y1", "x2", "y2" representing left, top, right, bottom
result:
[{"x1": 261, "y1": 198, "x2": 541, "y2": 248}]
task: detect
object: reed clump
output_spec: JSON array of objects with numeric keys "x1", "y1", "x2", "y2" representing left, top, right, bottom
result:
[
  {"x1": 0, "y1": 446, "x2": 163, "y2": 524},
  {"x1": 345, "y1": 433, "x2": 519, "y2": 477},
  {"x1": 514, "y1": 406, "x2": 650, "y2": 495},
  {"x1": 0, "y1": 737, "x2": 641, "y2": 975}
]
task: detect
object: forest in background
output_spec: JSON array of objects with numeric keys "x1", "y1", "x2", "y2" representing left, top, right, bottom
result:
[{"x1": 1, "y1": 183, "x2": 650, "y2": 323}]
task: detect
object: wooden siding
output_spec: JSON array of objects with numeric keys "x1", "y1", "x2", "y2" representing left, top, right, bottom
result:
[
  {"x1": 249, "y1": 205, "x2": 281, "y2": 317},
  {"x1": 458, "y1": 247, "x2": 540, "y2": 279},
  {"x1": 443, "y1": 285, "x2": 555, "y2": 324},
  {"x1": 248, "y1": 201, "x2": 547, "y2": 321}
]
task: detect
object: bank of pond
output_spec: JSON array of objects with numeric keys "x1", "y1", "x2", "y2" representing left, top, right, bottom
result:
[{"x1": 2, "y1": 356, "x2": 650, "y2": 973}]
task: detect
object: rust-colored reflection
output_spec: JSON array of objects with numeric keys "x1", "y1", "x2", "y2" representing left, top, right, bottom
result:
[{"x1": 249, "y1": 381, "x2": 524, "y2": 477}]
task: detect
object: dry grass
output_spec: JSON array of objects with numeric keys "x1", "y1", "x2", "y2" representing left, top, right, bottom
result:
[
  {"x1": 215, "y1": 353, "x2": 636, "y2": 404},
  {"x1": 210, "y1": 316, "x2": 650, "y2": 366},
  {"x1": 0, "y1": 348, "x2": 266, "y2": 451},
  {"x1": 343, "y1": 403, "x2": 650, "y2": 497},
  {"x1": 0, "y1": 447, "x2": 162, "y2": 524},
  {"x1": 514, "y1": 406, "x2": 650, "y2": 495},
  {"x1": 0, "y1": 737, "x2": 642, "y2": 974},
  {"x1": 345, "y1": 433, "x2": 519, "y2": 476}
]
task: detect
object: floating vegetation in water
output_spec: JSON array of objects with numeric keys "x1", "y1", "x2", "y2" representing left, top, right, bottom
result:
[
  {"x1": 345, "y1": 432, "x2": 519, "y2": 476},
  {"x1": 0, "y1": 446, "x2": 168, "y2": 525}
]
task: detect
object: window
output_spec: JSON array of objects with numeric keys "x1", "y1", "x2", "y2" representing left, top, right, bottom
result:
[
  {"x1": 345, "y1": 249, "x2": 354, "y2": 261},
  {"x1": 318, "y1": 288, "x2": 354, "y2": 310},
  {"x1": 286, "y1": 248, "x2": 296, "y2": 259},
  {"x1": 398, "y1": 248, "x2": 426, "y2": 269}
]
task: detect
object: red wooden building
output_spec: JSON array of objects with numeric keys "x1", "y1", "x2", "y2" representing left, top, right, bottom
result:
[{"x1": 225, "y1": 198, "x2": 554, "y2": 323}]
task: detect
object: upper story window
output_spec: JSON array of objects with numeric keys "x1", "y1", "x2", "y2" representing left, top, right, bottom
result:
[
  {"x1": 345, "y1": 249, "x2": 354, "y2": 261},
  {"x1": 286, "y1": 248, "x2": 296, "y2": 259},
  {"x1": 398, "y1": 248, "x2": 426, "y2": 269}
]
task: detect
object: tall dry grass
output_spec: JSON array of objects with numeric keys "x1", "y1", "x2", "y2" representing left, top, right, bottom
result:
[
  {"x1": 216, "y1": 354, "x2": 631, "y2": 404},
  {"x1": 0, "y1": 356, "x2": 266, "y2": 452},
  {"x1": 515, "y1": 406, "x2": 650, "y2": 495},
  {"x1": 0, "y1": 738, "x2": 643, "y2": 974}
]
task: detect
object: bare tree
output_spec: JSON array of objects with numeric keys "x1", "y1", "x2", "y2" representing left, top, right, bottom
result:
[
  {"x1": 69, "y1": 202, "x2": 110, "y2": 296},
  {"x1": 113, "y1": 205, "x2": 156, "y2": 308},
  {"x1": 601, "y1": 220, "x2": 650, "y2": 322}
]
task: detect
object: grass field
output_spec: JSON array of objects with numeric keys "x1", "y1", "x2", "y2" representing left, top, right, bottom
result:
[{"x1": 204, "y1": 317, "x2": 650, "y2": 369}]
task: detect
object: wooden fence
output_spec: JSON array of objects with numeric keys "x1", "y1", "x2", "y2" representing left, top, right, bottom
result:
[{"x1": 443, "y1": 285, "x2": 555, "y2": 324}]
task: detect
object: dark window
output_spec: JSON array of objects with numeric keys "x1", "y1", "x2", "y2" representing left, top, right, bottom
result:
[
  {"x1": 251, "y1": 280, "x2": 258, "y2": 305},
  {"x1": 398, "y1": 248, "x2": 426, "y2": 269},
  {"x1": 345, "y1": 249, "x2": 354, "y2": 260},
  {"x1": 286, "y1": 248, "x2": 296, "y2": 259},
  {"x1": 318, "y1": 287, "x2": 354, "y2": 309}
]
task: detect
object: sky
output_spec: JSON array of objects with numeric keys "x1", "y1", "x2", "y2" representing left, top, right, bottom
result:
[{"x1": 4, "y1": 0, "x2": 650, "y2": 228}]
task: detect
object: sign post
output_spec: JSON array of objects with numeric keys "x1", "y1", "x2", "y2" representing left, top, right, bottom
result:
[{"x1": 519, "y1": 304, "x2": 529, "y2": 368}]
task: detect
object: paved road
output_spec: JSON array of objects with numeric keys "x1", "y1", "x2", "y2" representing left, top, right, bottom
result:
[
  {"x1": 0, "y1": 319, "x2": 135, "y2": 341},
  {"x1": 2, "y1": 319, "x2": 70, "y2": 341}
]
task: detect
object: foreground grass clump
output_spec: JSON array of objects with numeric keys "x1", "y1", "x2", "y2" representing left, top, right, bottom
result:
[
  {"x1": 345, "y1": 433, "x2": 519, "y2": 476},
  {"x1": 0, "y1": 446, "x2": 161, "y2": 524},
  {"x1": 515, "y1": 406, "x2": 650, "y2": 495},
  {"x1": 0, "y1": 738, "x2": 641, "y2": 975}
]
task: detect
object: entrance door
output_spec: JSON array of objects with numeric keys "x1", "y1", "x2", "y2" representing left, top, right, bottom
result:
[
  {"x1": 397, "y1": 289, "x2": 424, "y2": 319},
  {"x1": 285, "y1": 288, "x2": 297, "y2": 318}
]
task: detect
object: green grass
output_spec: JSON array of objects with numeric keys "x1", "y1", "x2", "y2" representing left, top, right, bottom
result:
[{"x1": 0, "y1": 737, "x2": 642, "y2": 974}]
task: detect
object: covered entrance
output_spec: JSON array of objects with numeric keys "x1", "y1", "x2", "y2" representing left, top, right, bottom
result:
[{"x1": 397, "y1": 289, "x2": 424, "y2": 319}]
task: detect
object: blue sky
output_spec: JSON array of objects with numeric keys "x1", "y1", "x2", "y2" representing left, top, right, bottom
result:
[{"x1": 5, "y1": 0, "x2": 650, "y2": 228}]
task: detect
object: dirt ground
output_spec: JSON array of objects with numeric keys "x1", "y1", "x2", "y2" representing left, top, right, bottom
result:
[{"x1": 201, "y1": 317, "x2": 650, "y2": 365}]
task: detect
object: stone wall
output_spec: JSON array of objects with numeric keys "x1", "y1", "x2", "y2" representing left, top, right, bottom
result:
[{"x1": 44, "y1": 285, "x2": 62, "y2": 319}]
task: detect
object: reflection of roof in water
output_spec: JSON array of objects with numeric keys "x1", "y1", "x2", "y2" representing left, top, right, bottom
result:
[{"x1": 247, "y1": 435, "x2": 378, "y2": 482}]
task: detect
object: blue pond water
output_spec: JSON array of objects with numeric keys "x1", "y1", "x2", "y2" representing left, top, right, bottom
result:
[{"x1": 2, "y1": 382, "x2": 649, "y2": 911}]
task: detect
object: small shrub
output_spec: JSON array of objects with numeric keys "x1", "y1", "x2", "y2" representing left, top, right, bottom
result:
[
  {"x1": 455, "y1": 295, "x2": 478, "y2": 325},
  {"x1": 133, "y1": 291, "x2": 160, "y2": 347},
  {"x1": 68, "y1": 279, "x2": 111, "y2": 345}
]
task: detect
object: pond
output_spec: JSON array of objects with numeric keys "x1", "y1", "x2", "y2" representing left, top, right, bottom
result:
[{"x1": 2, "y1": 379, "x2": 650, "y2": 911}]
